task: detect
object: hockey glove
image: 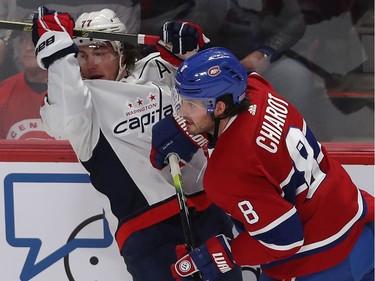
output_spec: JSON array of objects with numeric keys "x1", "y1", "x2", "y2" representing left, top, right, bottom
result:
[
  {"x1": 171, "y1": 245, "x2": 195, "y2": 281},
  {"x1": 32, "y1": 6, "x2": 78, "y2": 69},
  {"x1": 172, "y1": 235, "x2": 236, "y2": 281},
  {"x1": 150, "y1": 114, "x2": 208, "y2": 170},
  {"x1": 157, "y1": 21, "x2": 210, "y2": 67}
]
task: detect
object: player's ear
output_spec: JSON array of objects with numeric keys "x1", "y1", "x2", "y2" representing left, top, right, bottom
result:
[
  {"x1": 214, "y1": 101, "x2": 226, "y2": 117},
  {"x1": 116, "y1": 53, "x2": 127, "y2": 80}
]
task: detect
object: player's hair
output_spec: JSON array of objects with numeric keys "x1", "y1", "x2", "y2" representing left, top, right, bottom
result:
[
  {"x1": 122, "y1": 42, "x2": 138, "y2": 71},
  {"x1": 216, "y1": 93, "x2": 251, "y2": 118}
]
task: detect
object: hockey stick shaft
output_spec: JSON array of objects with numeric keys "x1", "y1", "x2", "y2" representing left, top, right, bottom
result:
[
  {"x1": 168, "y1": 153, "x2": 196, "y2": 250},
  {"x1": 0, "y1": 20, "x2": 160, "y2": 45},
  {"x1": 168, "y1": 153, "x2": 203, "y2": 281}
]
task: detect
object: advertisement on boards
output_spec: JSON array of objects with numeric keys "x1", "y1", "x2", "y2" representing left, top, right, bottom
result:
[
  {"x1": 0, "y1": 162, "x2": 133, "y2": 281},
  {"x1": 0, "y1": 161, "x2": 373, "y2": 281}
]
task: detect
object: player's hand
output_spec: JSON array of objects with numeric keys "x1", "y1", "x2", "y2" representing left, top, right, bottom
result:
[
  {"x1": 157, "y1": 21, "x2": 210, "y2": 66},
  {"x1": 240, "y1": 51, "x2": 271, "y2": 74},
  {"x1": 32, "y1": 6, "x2": 78, "y2": 69},
  {"x1": 171, "y1": 245, "x2": 195, "y2": 281},
  {"x1": 161, "y1": 21, "x2": 209, "y2": 55},
  {"x1": 171, "y1": 235, "x2": 236, "y2": 280},
  {"x1": 150, "y1": 114, "x2": 208, "y2": 170}
]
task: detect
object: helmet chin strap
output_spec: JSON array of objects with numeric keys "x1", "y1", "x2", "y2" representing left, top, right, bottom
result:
[
  {"x1": 208, "y1": 109, "x2": 232, "y2": 148},
  {"x1": 208, "y1": 115, "x2": 221, "y2": 148},
  {"x1": 116, "y1": 53, "x2": 126, "y2": 81}
]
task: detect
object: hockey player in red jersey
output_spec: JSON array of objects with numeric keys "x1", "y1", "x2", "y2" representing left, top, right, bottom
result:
[
  {"x1": 150, "y1": 47, "x2": 374, "y2": 281},
  {"x1": 32, "y1": 6, "x2": 243, "y2": 281}
]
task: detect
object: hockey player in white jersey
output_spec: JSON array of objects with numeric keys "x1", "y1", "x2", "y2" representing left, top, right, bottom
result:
[{"x1": 32, "y1": 6, "x2": 243, "y2": 281}]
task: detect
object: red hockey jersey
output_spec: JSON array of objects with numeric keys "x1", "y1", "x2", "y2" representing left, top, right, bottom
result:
[
  {"x1": 0, "y1": 72, "x2": 52, "y2": 140},
  {"x1": 203, "y1": 73, "x2": 374, "y2": 279}
]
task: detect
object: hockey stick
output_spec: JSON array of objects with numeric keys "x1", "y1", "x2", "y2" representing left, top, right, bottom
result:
[
  {"x1": 168, "y1": 153, "x2": 202, "y2": 281},
  {"x1": 0, "y1": 20, "x2": 160, "y2": 45}
]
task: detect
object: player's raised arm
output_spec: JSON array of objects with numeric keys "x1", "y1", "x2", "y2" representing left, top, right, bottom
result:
[{"x1": 34, "y1": 6, "x2": 97, "y2": 160}]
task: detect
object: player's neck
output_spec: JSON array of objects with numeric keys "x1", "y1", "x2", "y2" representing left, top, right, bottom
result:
[{"x1": 218, "y1": 117, "x2": 231, "y2": 136}]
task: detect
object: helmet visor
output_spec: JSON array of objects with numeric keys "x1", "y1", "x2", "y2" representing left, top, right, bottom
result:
[
  {"x1": 175, "y1": 94, "x2": 213, "y2": 118},
  {"x1": 76, "y1": 42, "x2": 120, "y2": 68}
]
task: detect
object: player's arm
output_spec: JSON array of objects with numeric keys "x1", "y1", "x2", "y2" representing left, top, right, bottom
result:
[
  {"x1": 171, "y1": 182, "x2": 304, "y2": 280},
  {"x1": 226, "y1": 128, "x2": 305, "y2": 266},
  {"x1": 241, "y1": 0, "x2": 305, "y2": 73},
  {"x1": 34, "y1": 6, "x2": 98, "y2": 160},
  {"x1": 230, "y1": 200, "x2": 304, "y2": 266}
]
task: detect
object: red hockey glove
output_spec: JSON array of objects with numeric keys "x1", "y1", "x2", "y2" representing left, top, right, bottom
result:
[
  {"x1": 32, "y1": 6, "x2": 78, "y2": 69},
  {"x1": 157, "y1": 21, "x2": 210, "y2": 67},
  {"x1": 150, "y1": 114, "x2": 208, "y2": 170},
  {"x1": 171, "y1": 245, "x2": 195, "y2": 281},
  {"x1": 171, "y1": 235, "x2": 236, "y2": 281}
]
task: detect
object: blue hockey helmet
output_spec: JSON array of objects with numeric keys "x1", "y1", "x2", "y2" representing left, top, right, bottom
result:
[{"x1": 175, "y1": 47, "x2": 248, "y2": 113}]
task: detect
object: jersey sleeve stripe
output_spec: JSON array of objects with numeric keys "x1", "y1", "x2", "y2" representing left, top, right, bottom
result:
[
  {"x1": 297, "y1": 188, "x2": 364, "y2": 253},
  {"x1": 249, "y1": 207, "x2": 297, "y2": 236},
  {"x1": 259, "y1": 239, "x2": 304, "y2": 251}
]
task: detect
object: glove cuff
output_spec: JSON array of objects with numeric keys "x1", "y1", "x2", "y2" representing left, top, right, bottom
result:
[
  {"x1": 35, "y1": 31, "x2": 78, "y2": 69},
  {"x1": 156, "y1": 42, "x2": 183, "y2": 67},
  {"x1": 182, "y1": 22, "x2": 210, "y2": 48},
  {"x1": 256, "y1": 46, "x2": 281, "y2": 62},
  {"x1": 205, "y1": 235, "x2": 235, "y2": 273},
  {"x1": 42, "y1": 44, "x2": 78, "y2": 69}
]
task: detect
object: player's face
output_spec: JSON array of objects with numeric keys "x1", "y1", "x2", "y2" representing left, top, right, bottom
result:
[
  {"x1": 77, "y1": 42, "x2": 120, "y2": 81},
  {"x1": 178, "y1": 98, "x2": 215, "y2": 135}
]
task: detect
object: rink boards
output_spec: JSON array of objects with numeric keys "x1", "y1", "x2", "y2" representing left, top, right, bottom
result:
[{"x1": 0, "y1": 141, "x2": 373, "y2": 281}]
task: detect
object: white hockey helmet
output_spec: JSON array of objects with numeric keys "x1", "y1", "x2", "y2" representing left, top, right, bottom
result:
[
  {"x1": 74, "y1": 9, "x2": 127, "y2": 80},
  {"x1": 74, "y1": 9, "x2": 126, "y2": 54}
]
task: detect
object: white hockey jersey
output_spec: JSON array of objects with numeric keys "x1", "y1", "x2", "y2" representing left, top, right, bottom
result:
[{"x1": 40, "y1": 52, "x2": 210, "y2": 250}]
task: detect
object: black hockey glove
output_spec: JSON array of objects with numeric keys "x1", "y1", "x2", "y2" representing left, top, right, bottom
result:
[
  {"x1": 161, "y1": 21, "x2": 208, "y2": 54},
  {"x1": 157, "y1": 21, "x2": 210, "y2": 67},
  {"x1": 150, "y1": 115, "x2": 208, "y2": 170}
]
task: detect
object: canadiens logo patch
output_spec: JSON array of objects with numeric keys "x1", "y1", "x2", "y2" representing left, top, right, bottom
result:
[
  {"x1": 208, "y1": 66, "x2": 221, "y2": 77},
  {"x1": 178, "y1": 260, "x2": 192, "y2": 272}
]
